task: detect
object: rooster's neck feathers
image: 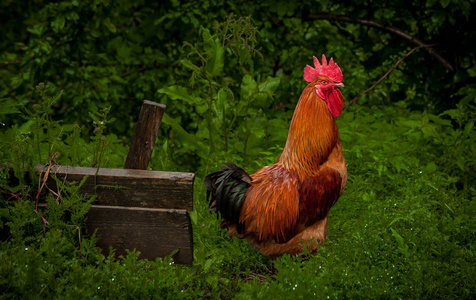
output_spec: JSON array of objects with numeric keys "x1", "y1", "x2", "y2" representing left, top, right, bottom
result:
[{"x1": 279, "y1": 84, "x2": 339, "y2": 179}]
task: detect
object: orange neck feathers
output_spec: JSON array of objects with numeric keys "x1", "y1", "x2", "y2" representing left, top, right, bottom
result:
[{"x1": 279, "y1": 84, "x2": 339, "y2": 179}]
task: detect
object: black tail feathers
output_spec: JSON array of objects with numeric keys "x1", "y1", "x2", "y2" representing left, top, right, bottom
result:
[{"x1": 204, "y1": 163, "x2": 251, "y2": 226}]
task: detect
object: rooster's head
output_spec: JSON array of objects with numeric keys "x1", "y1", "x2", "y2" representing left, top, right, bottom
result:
[{"x1": 303, "y1": 55, "x2": 344, "y2": 118}]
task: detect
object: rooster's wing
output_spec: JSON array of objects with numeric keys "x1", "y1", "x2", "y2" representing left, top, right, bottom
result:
[{"x1": 240, "y1": 163, "x2": 300, "y2": 243}]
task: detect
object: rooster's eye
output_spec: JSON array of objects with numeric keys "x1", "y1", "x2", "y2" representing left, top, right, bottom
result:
[{"x1": 322, "y1": 81, "x2": 327, "y2": 84}]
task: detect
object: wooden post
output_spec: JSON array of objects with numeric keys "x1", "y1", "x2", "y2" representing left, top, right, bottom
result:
[{"x1": 124, "y1": 101, "x2": 166, "y2": 170}]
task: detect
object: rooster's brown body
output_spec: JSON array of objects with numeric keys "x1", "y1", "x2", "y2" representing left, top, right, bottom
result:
[{"x1": 205, "y1": 55, "x2": 347, "y2": 257}]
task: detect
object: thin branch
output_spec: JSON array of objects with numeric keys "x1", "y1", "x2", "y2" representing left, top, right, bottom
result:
[
  {"x1": 306, "y1": 14, "x2": 454, "y2": 73},
  {"x1": 36, "y1": 163, "x2": 51, "y2": 211},
  {"x1": 265, "y1": 11, "x2": 290, "y2": 34},
  {"x1": 344, "y1": 45, "x2": 431, "y2": 111},
  {"x1": 67, "y1": 224, "x2": 82, "y2": 251},
  {"x1": 0, "y1": 61, "x2": 22, "y2": 68},
  {"x1": 121, "y1": 66, "x2": 153, "y2": 78},
  {"x1": 35, "y1": 151, "x2": 58, "y2": 211}
]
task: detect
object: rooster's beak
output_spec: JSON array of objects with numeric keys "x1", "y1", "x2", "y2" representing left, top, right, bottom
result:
[{"x1": 334, "y1": 82, "x2": 344, "y2": 88}]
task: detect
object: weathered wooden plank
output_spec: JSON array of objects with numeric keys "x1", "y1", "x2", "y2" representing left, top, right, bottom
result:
[
  {"x1": 124, "y1": 101, "x2": 166, "y2": 170},
  {"x1": 3, "y1": 162, "x2": 195, "y2": 264},
  {"x1": 37, "y1": 164, "x2": 194, "y2": 211},
  {"x1": 86, "y1": 205, "x2": 193, "y2": 265}
]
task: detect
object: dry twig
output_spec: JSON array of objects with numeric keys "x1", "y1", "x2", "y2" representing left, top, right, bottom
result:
[
  {"x1": 344, "y1": 45, "x2": 432, "y2": 111},
  {"x1": 305, "y1": 14, "x2": 454, "y2": 73}
]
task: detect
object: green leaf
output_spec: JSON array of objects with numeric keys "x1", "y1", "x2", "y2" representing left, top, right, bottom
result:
[
  {"x1": 431, "y1": 10, "x2": 446, "y2": 24},
  {"x1": 207, "y1": 42, "x2": 224, "y2": 77},
  {"x1": 421, "y1": 125, "x2": 437, "y2": 137},
  {"x1": 196, "y1": 101, "x2": 208, "y2": 115},
  {"x1": 391, "y1": 228, "x2": 409, "y2": 258},
  {"x1": 0, "y1": 98, "x2": 21, "y2": 116},
  {"x1": 27, "y1": 23, "x2": 46, "y2": 36},
  {"x1": 463, "y1": 121, "x2": 474, "y2": 139},
  {"x1": 117, "y1": 44, "x2": 131, "y2": 60},
  {"x1": 440, "y1": 0, "x2": 451, "y2": 8},
  {"x1": 201, "y1": 27, "x2": 213, "y2": 48},
  {"x1": 455, "y1": 157, "x2": 465, "y2": 171},
  {"x1": 215, "y1": 88, "x2": 229, "y2": 123},
  {"x1": 426, "y1": 162, "x2": 437, "y2": 172},
  {"x1": 180, "y1": 59, "x2": 200, "y2": 72},
  {"x1": 201, "y1": 27, "x2": 224, "y2": 77},
  {"x1": 51, "y1": 16, "x2": 65, "y2": 33},
  {"x1": 158, "y1": 86, "x2": 196, "y2": 104},
  {"x1": 251, "y1": 76, "x2": 281, "y2": 107},
  {"x1": 162, "y1": 113, "x2": 201, "y2": 152},
  {"x1": 104, "y1": 18, "x2": 116, "y2": 33},
  {"x1": 39, "y1": 43, "x2": 51, "y2": 56},
  {"x1": 241, "y1": 75, "x2": 257, "y2": 99},
  {"x1": 237, "y1": 46, "x2": 251, "y2": 66},
  {"x1": 0, "y1": 208, "x2": 9, "y2": 228},
  {"x1": 388, "y1": 216, "x2": 406, "y2": 227},
  {"x1": 259, "y1": 77, "x2": 280, "y2": 94}
]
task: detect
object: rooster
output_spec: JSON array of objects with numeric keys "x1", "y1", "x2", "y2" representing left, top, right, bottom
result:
[{"x1": 205, "y1": 55, "x2": 347, "y2": 257}]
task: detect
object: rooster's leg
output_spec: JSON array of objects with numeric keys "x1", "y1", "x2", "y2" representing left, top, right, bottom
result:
[
  {"x1": 257, "y1": 214, "x2": 329, "y2": 257},
  {"x1": 300, "y1": 214, "x2": 329, "y2": 247}
]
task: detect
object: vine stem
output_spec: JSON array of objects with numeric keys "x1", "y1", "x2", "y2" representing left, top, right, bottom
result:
[
  {"x1": 344, "y1": 45, "x2": 433, "y2": 111},
  {"x1": 207, "y1": 84, "x2": 215, "y2": 152},
  {"x1": 0, "y1": 60, "x2": 22, "y2": 68}
]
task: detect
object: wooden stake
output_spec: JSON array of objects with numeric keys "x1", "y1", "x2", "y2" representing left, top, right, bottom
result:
[{"x1": 124, "y1": 101, "x2": 166, "y2": 170}]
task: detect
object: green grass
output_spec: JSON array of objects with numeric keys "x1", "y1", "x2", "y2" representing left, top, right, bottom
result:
[{"x1": 1, "y1": 89, "x2": 475, "y2": 299}]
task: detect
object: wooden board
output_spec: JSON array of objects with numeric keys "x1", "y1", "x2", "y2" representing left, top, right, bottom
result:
[
  {"x1": 38, "y1": 165, "x2": 194, "y2": 211},
  {"x1": 3, "y1": 163, "x2": 195, "y2": 264},
  {"x1": 87, "y1": 205, "x2": 193, "y2": 265}
]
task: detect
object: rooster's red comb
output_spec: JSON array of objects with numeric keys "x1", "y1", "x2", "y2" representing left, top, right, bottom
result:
[{"x1": 303, "y1": 54, "x2": 343, "y2": 83}]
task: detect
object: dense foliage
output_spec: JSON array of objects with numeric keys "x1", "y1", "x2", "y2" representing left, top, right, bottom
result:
[{"x1": 1, "y1": 0, "x2": 475, "y2": 298}]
